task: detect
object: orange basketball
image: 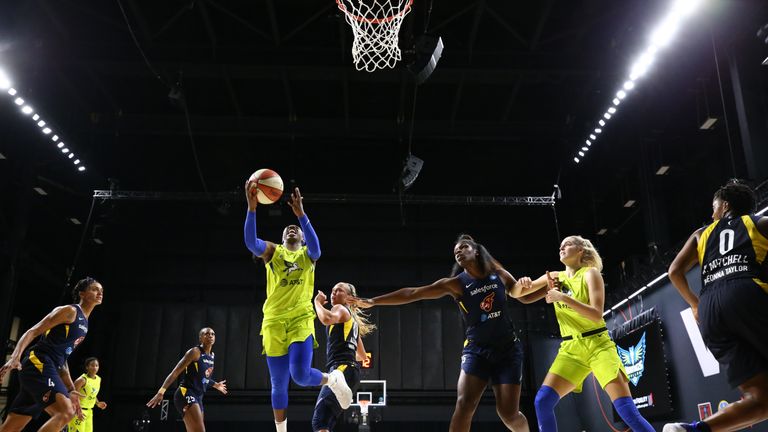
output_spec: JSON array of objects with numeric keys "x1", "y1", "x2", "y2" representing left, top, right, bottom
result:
[{"x1": 248, "y1": 169, "x2": 284, "y2": 205}]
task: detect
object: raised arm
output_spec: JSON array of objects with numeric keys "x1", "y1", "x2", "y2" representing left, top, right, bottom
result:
[
  {"x1": 289, "y1": 188, "x2": 321, "y2": 261},
  {"x1": 244, "y1": 180, "x2": 277, "y2": 262},
  {"x1": 0, "y1": 305, "x2": 76, "y2": 382},
  {"x1": 314, "y1": 291, "x2": 352, "y2": 326},
  {"x1": 546, "y1": 268, "x2": 605, "y2": 322},
  {"x1": 354, "y1": 277, "x2": 462, "y2": 307},
  {"x1": 668, "y1": 228, "x2": 703, "y2": 319},
  {"x1": 146, "y1": 347, "x2": 201, "y2": 408}
]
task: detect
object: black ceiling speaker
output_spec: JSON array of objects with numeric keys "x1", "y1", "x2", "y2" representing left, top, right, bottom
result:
[
  {"x1": 400, "y1": 154, "x2": 424, "y2": 190},
  {"x1": 407, "y1": 35, "x2": 444, "y2": 85}
]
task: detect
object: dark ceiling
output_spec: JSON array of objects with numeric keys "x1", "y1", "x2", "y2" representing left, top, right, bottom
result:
[{"x1": 1, "y1": 0, "x2": 767, "y2": 306}]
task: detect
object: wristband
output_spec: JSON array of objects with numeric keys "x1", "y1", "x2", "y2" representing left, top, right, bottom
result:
[{"x1": 158, "y1": 387, "x2": 166, "y2": 395}]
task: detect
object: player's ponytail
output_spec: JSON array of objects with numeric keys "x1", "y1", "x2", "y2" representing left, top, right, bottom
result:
[{"x1": 343, "y1": 283, "x2": 376, "y2": 337}]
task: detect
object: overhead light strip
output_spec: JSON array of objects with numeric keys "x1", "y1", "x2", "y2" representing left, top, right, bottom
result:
[
  {"x1": 572, "y1": 0, "x2": 704, "y2": 165},
  {"x1": 0, "y1": 68, "x2": 87, "y2": 173}
]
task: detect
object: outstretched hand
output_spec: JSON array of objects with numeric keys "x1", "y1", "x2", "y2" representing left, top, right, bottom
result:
[
  {"x1": 0, "y1": 358, "x2": 21, "y2": 382},
  {"x1": 146, "y1": 392, "x2": 164, "y2": 408},
  {"x1": 213, "y1": 380, "x2": 228, "y2": 395},
  {"x1": 244, "y1": 179, "x2": 258, "y2": 211},
  {"x1": 287, "y1": 187, "x2": 305, "y2": 217},
  {"x1": 348, "y1": 296, "x2": 374, "y2": 309},
  {"x1": 517, "y1": 276, "x2": 533, "y2": 289}
]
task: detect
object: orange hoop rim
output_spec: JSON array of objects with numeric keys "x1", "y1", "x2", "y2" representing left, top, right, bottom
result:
[{"x1": 336, "y1": 0, "x2": 413, "y2": 24}]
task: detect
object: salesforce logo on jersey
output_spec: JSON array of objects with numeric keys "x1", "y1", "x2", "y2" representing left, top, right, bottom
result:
[{"x1": 617, "y1": 332, "x2": 647, "y2": 386}]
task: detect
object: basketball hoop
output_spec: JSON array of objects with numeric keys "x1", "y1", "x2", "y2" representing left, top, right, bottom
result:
[
  {"x1": 359, "y1": 399, "x2": 372, "y2": 415},
  {"x1": 336, "y1": 0, "x2": 413, "y2": 72}
]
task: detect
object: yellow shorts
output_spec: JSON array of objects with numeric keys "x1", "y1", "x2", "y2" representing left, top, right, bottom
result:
[
  {"x1": 261, "y1": 314, "x2": 318, "y2": 357},
  {"x1": 68, "y1": 407, "x2": 93, "y2": 432},
  {"x1": 548, "y1": 331, "x2": 627, "y2": 393}
]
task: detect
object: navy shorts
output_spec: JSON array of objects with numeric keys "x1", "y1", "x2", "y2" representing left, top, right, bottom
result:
[
  {"x1": 312, "y1": 363, "x2": 360, "y2": 432},
  {"x1": 173, "y1": 387, "x2": 204, "y2": 417},
  {"x1": 461, "y1": 338, "x2": 524, "y2": 385},
  {"x1": 9, "y1": 350, "x2": 69, "y2": 418},
  {"x1": 699, "y1": 278, "x2": 768, "y2": 388}
]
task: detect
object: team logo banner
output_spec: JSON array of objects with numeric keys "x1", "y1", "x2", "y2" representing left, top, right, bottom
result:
[{"x1": 617, "y1": 332, "x2": 647, "y2": 386}]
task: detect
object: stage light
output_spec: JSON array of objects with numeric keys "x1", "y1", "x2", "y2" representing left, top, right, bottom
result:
[
  {"x1": 589, "y1": 134, "x2": 596, "y2": 140},
  {"x1": 42, "y1": 127, "x2": 51, "y2": 134},
  {"x1": 586, "y1": 140, "x2": 591, "y2": 145},
  {"x1": 51, "y1": 135, "x2": 59, "y2": 142},
  {"x1": 32, "y1": 114, "x2": 39, "y2": 120},
  {"x1": 579, "y1": 151, "x2": 585, "y2": 157},
  {"x1": 623, "y1": 80, "x2": 636, "y2": 90},
  {"x1": 74, "y1": 159, "x2": 80, "y2": 165},
  {"x1": 0, "y1": 70, "x2": 10, "y2": 89},
  {"x1": 14, "y1": 97, "x2": 24, "y2": 105},
  {"x1": 574, "y1": 157, "x2": 580, "y2": 163},
  {"x1": 604, "y1": 113, "x2": 612, "y2": 119},
  {"x1": 582, "y1": 147, "x2": 589, "y2": 151},
  {"x1": 608, "y1": 107, "x2": 617, "y2": 114},
  {"x1": 617, "y1": 90, "x2": 627, "y2": 99},
  {"x1": 68, "y1": 153, "x2": 74, "y2": 159},
  {"x1": 37, "y1": 120, "x2": 46, "y2": 127},
  {"x1": 57, "y1": 142, "x2": 64, "y2": 148},
  {"x1": 595, "y1": 128, "x2": 602, "y2": 133},
  {"x1": 33, "y1": 187, "x2": 47, "y2": 195},
  {"x1": 21, "y1": 105, "x2": 33, "y2": 114},
  {"x1": 7, "y1": 88, "x2": 16, "y2": 96},
  {"x1": 78, "y1": 166, "x2": 86, "y2": 172}
]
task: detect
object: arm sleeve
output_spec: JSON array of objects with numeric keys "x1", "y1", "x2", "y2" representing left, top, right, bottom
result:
[
  {"x1": 244, "y1": 211, "x2": 267, "y2": 256},
  {"x1": 299, "y1": 214, "x2": 321, "y2": 261}
]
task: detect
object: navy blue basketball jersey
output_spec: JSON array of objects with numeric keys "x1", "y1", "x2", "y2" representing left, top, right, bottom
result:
[
  {"x1": 31, "y1": 304, "x2": 88, "y2": 368},
  {"x1": 455, "y1": 272, "x2": 516, "y2": 348},
  {"x1": 698, "y1": 215, "x2": 768, "y2": 294},
  {"x1": 325, "y1": 307, "x2": 359, "y2": 368},
  {"x1": 179, "y1": 346, "x2": 215, "y2": 395}
]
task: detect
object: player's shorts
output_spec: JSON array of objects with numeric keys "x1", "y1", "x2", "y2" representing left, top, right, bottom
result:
[
  {"x1": 698, "y1": 277, "x2": 768, "y2": 388},
  {"x1": 460, "y1": 338, "x2": 524, "y2": 385},
  {"x1": 67, "y1": 406, "x2": 93, "y2": 432},
  {"x1": 548, "y1": 329, "x2": 627, "y2": 393},
  {"x1": 9, "y1": 350, "x2": 69, "y2": 418},
  {"x1": 261, "y1": 313, "x2": 318, "y2": 356},
  {"x1": 173, "y1": 387, "x2": 204, "y2": 417},
  {"x1": 312, "y1": 363, "x2": 361, "y2": 432}
]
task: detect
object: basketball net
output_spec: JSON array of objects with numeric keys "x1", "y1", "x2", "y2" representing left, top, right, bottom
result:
[
  {"x1": 336, "y1": 0, "x2": 413, "y2": 72},
  {"x1": 359, "y1": 400, "x2": 371, "y2": 415}
]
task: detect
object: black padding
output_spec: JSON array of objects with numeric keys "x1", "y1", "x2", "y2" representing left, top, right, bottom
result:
[
  {"x1": 378, "y1": 307, "x2": 402, "y2": 388},
  {"x1": 421, "y1": 304, "x2": 444, "y2": 389},
  {"x1": 225, "y1": 307, "x2": 250, "y2": 390},
  {"x1": 136, "y1": 304, "x2": 162, "y2": 389},
  {"x1": 399, "y1": 303, "x2": 423, "y2": 389},
  {"x1": 246, "y1": 308, "x2": 269, "y2": 388},
  {"x1": 156, "y1": 305, "x2": 186, "y2": 386}
]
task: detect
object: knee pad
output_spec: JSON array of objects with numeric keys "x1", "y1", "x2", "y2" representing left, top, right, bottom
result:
[
  {"x1": 613, "y1": 396, "x2": 654, "y2": 432},
  {"x1": 534, "y1": 385, "x2": 559, "y2": 414}
]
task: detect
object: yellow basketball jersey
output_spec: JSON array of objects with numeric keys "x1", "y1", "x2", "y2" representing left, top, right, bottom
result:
[
  {"x1": 79, "y1": 374, "x2": 101, "y2": 409},
  {"x1": 553, "y1": 267, "x2": 607, "y2": 338},
  {"x1": 263, "y1": 245, "x2": 316, "y2": 321}
]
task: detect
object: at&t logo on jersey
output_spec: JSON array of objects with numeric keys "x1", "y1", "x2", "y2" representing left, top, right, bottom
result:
[{"x1": 617, "y1": 332, "x2": 647, "y2": 386}]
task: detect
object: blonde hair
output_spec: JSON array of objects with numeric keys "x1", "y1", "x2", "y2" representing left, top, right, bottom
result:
[
  {"x1": 341, "y1": 282, "x2": 377, "y2": 338},
  {"x1": 565, "y1": 235, "x2": 603, "y2": 271}
]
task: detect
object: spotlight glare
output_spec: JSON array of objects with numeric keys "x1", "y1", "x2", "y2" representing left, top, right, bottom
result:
[
  {"x1": 42, "y1": 127, "x2": 52, "y2": 134},
  {"x1": 21, "y1": 105, "x2": 33, "y2": 114},
  {"x1": 617, "y1": 90, "x2": 627, "y2": 99},
  {"x1": 599, "y1": 119, "x2": 606, "y2": 126},
  {"x1": 14, "y1": 97, "x2": 24, "y2": 106},
  {"x1": 651, "y1": 16, "x2": 680, "y2": 47},
  {"x1": 0, "y1": 70, "x2": 10, "y2": 89},
  {"x1": 589, "y1": 134, "x2": 596, "y2": 140},
  {"x1": 608, "y1": 107, "x2": 617, "y2": 114},
  {"x1": 623, "y1": 81, "x2": 636, "y2": 90},
  {"x1": 604, "y1": 113, "x2": 612, "y2": 120},
  {"x1": 7, "y1": 88, "x2": 17, "y2": 96}
]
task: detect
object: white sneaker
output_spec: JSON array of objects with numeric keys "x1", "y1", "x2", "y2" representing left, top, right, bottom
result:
[
  {"x1": 327, "y1": 369, "x2": 353, "y2": 409},
  {"x1": 663, "y1": 423, "x2": 688, "y2": 432}
]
